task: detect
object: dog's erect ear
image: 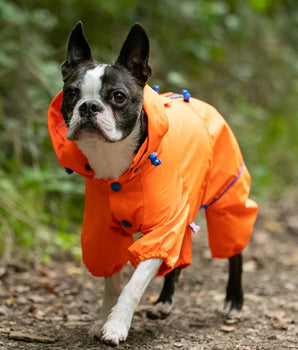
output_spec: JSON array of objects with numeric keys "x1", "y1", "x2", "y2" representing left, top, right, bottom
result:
[
  {"x1": 115, "y1": 24, "x2": 152, "y2": 85},
  {"x1": 61, "y1": 21, "x2": 92, "y2": 80}
]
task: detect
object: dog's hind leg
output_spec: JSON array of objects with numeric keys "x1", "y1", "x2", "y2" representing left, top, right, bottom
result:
[
  {"x1": 146, "y1": 267, "x2": 181, "y2": 319},
  {"x1": 89, "y1": 272, "x2": 121, "y2": 339},
  {"x1": 224, "y1": 253, "x2": 243, "y2": 317}
]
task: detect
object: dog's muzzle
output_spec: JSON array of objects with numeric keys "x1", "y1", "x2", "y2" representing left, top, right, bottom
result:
[{"x1": 79, "y1": 100, "x2": 104, "y2": 119}]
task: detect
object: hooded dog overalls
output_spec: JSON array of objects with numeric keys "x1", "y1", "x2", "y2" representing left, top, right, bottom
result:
[{"x1": 48, "y1": 85, "x2": 258, "y2": 277}]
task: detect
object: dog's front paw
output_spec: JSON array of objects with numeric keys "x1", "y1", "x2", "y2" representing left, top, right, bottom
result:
[
  {"x1": 146, "y1": 301, "x2": 173, "y2": 319},
  {"x1": 100, "y1": 319, "x2": 129, "y2": 346}
]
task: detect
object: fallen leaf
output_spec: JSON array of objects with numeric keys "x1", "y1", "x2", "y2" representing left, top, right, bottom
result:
[
  {"x1": 42, "y1": 283, "x2": 59, "y2": 294},
  {"x1": 66, "y1": 266, "x2": 82, "y2": 276},
  {"x1": 273, "y1": 322, "x2": 289, "y2": 330},
  {"x1": 47, "y1": 300, "x2": 61, "y2": 310},
  {"x1": 0, "y1": 327, "x2": 10, "y2": 334},
  {"x1": 29, "y1": 294, "x2": 47, "y2": 303},
  {"x1": 220, "y1": 325, "x2": 235, "y2": 333},
  {"x1": 148, "y1": 295, "x2": 158, "y2": 303},
  {"x1": 264, "y1": 310, "x2": 286, "y2": 321},
  {"x1": 265, "y1": 310, "x2": 293, "y2": 330},
  {"x1": 5, "y1": 296, "x2": 15, "y2": 307},
  {"x1": 263, "y1": 220, "x2": 284, "y2": 233}
]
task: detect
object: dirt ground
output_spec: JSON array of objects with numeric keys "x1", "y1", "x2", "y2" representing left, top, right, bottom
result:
[{"x1": 0, "y1": 192, "x2": 297, "y2": 350}]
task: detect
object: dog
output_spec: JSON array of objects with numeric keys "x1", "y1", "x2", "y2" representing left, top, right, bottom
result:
[{"x1": 48, "y1": 22, "x2": 258, "y2": 346}]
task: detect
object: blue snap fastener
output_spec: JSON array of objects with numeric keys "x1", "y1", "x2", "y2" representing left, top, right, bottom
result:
[
  {"x1": 65, "y1": 167, "x2": 74, "y2": 175},
  {"x1": 152, "y1": 85, "x2": 160, "y2": 94},
  {"x1": 148, "y1": 152, "x2": 157, "y2": 160},
  {"x1": 183, "y1": 91, "x2": 191, "y2": 103},
  {"x1": 148, "y1": 152, "x2": 161, "y2": 166},
  {"x1": 121, "y1": 220, "x2": 132, "y2": 228},
  {"x1": 110, "y1": 182, "x2": 121, "y2": 192},
  {"x1": 85, "y1": 164, "x2": 91, "y2": 171},
  {"x1": 153, "y1": 159, "x2": 161, "y2": 166}
]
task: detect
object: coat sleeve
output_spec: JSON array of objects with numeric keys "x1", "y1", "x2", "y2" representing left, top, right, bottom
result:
[
  {"x1": 127, "y1": 170, "x2": 192, "y2": 277},
  {"x1": 81, "y1": 179, "x2": 134, "y2": 277}
]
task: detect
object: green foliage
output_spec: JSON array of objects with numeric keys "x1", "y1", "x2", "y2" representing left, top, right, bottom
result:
[
  {"x1": 0, "y1": 166, "x2": 84, "y2": 260},
  {"x1": 0, "y1": 0, "x2": 297, "y2": 259}
]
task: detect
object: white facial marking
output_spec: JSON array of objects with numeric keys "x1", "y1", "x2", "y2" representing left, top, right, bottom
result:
[{"x1": 80, "y1": 65, "x2": 106, "y2": 100}]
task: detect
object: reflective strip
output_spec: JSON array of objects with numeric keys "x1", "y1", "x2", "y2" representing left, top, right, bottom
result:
[{"x1": 200, "y1": 161, "x2": 245, "y2": 210}]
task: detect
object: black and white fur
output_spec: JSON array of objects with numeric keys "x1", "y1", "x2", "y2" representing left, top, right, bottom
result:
[{"x1": 60, "y1": 22, "x2": 243, "y2": 346}]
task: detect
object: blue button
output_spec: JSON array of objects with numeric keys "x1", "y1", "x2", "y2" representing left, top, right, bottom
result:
[
  {"x1": 148, "y1": 152, "x2": 157, "y2": 160},
  {"x1": 110, "y1": 182, "x2": 121, "y2": 192},
  {"x1": 121, "y1": 220, "x2": 132, "y2": 228}
]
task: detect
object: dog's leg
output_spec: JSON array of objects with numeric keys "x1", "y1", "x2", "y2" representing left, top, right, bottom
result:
[
  {"x1": 146, "y1": 267, "x2": 181, "y2": 319},
  {"x1": 89, "y1": 272, "x2": 121, "y2": 339},
  {"x1": 224, "y1": 253, "x2": 243, "y2": 317},
  {"x1": 100, "y1": 258, "x2": 162, "y2": 346}
]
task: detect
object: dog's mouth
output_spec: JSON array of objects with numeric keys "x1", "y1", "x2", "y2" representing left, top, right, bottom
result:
[
  {"x1": 66, "y1": 119, "x2": 101, "y2": 141},
  {"x1": 66, "y1": 118, "x2": 119, "y2": 143}
]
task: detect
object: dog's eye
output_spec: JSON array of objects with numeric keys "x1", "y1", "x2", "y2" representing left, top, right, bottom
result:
[
  {"x1": 113, "y1": 91, "x2": 126, "y2": 105},
  {"x1": 65, "y1": 88, "x2": 78, "y2": 100}
]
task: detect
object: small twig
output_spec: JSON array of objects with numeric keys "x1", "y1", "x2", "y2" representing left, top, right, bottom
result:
[{"x1": 8, "y1": 331, "x2": 55, "y2": 344}]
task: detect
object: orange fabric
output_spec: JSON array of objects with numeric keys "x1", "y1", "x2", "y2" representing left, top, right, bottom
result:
[{"x1": 48, "y1": 85, "x2": 258, "y2": 277}]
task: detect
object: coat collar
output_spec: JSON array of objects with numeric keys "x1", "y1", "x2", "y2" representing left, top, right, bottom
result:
[{"x1": 48, "y1": 85, "x2": 169, "y2": 179}]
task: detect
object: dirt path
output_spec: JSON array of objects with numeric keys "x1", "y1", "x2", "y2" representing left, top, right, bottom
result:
[{"x1": 0, "y1": 198, "x2": 297, "y2": 350}]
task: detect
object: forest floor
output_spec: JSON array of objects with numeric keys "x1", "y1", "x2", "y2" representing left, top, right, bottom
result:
[{"x1": 0, "y1": 191, "x2": 297, "y2": 350}]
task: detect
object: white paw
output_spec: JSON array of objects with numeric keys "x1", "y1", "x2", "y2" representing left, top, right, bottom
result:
[
  {"x1": 101, "y1": 319, "x2": 130, "y2": 346},
  {"x1": 146, "y1": 301, "x2": 173, "y2": 319}
]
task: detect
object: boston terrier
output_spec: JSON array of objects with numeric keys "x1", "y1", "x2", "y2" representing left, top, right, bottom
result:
[{"x1": 49, "y1": 21, "x2": 257, "y2": 346}]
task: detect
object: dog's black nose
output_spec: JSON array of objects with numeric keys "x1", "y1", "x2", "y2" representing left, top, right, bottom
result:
[{"x1": 79, "y1": 100, "x2": 103, "y2": 118}]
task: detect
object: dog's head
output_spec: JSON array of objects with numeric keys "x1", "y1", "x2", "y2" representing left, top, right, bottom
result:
[{"x1": 60, "y1": 22, "x2": 151, "y2": 142}]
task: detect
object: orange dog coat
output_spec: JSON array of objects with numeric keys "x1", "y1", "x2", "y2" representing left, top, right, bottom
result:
[{"x1": 48, "y1": 85, "x2": 258, "y2": 277}]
